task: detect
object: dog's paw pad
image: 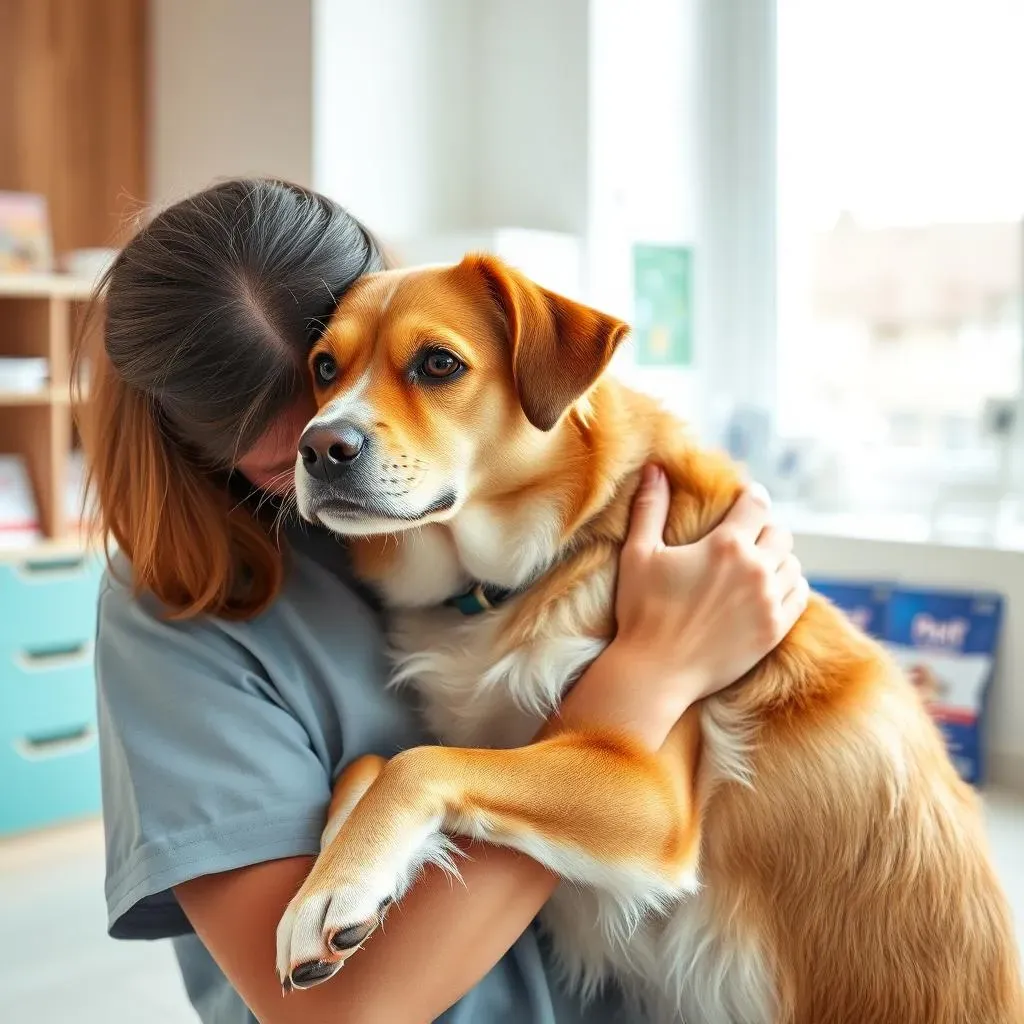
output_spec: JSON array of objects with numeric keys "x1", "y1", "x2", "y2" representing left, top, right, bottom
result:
[
  {"x1": 287, "y1": 958, "x2": 343, "y2": 991},
  {"x1": 328, "y1": 920, "x2": 377, "y2": 954},
  {"x1": 277, "y1": 887, "x2": 392, "y2": 991}
]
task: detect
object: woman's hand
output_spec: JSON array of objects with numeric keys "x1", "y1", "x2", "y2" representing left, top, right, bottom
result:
[
  {"x1": 616, "y1": 464, "x2": 808, "y2": 704},
  {"x1": 556, "y1": 464, "x2": 808, "y2": 750}
]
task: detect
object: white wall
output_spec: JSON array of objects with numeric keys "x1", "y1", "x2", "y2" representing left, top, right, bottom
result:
[
  {"x1": 587, "y1": 0, "x2": 698, "y2": 316},
  {"x1": 694, "y1": 0, "x2": 777, "y2": 429},
  {"x1": 796, "y1": 533, "x2": 1024, "y2": 791},
  {"x1": 476, "y1": 0, "x2": 589, "y2": 234},
  {"x1": 149, "y1": 0, "x2": 314, "y2": 204},
  {"x1": 312, "y1": 0, "x2": 478, "y2": 239},
  {"x1": 313, "y1": 0, "x2": 588, "y2": 241},
  {"x1": 587, "y1": 0, "x2": 702, "y2": 420}
]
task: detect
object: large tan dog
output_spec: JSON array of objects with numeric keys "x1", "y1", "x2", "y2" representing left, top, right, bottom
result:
[{"x1": 278, "y1": 255, "x2": 1022, "y2": 1023}]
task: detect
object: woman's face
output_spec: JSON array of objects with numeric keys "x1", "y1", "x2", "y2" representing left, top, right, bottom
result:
[{"x1": 236, "y1": 397, "x2": 315, "y2": 494}]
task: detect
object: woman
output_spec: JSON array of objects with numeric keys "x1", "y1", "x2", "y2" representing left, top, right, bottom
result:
[{"x1": 78, "y1": 179, "x2": 807, "y2": 1024}]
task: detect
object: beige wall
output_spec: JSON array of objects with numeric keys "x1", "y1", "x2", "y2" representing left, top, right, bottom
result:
[{"x1": 149, "y1": 0, "x2": 313, "y2": 205}]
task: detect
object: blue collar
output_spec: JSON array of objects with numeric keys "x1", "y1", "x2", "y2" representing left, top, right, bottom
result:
[{"x1": 445, "y1": 581, "x2": 518, "y2": 616}]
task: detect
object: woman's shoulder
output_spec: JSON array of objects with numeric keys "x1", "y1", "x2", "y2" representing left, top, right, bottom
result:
[
  {"x1": 97, "y1": 535, "x2": 392, "y2": 714},
  {"x1": 97, "y1": 531, "x2": 424, "y2": 784},
  {"x1": 101, "y1": 534, "x2": 381, "y2": 645}
]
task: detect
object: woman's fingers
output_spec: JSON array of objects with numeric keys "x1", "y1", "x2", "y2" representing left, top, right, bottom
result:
[
  {"x1": 781, "y1": 576, "x2": 811, "y2": 620},
  {"x1": 775, "y1": 553, "x2": 803, "y2": 597},
  {"x1": 719, "y1": 484, "x2": 772, "y2": 543},
  {"x1": 756, "y1": 525, "x2": 795, "y2": 568},
  {"x1": 625, "y1": 464, "x2": 671, "y2": 554}
]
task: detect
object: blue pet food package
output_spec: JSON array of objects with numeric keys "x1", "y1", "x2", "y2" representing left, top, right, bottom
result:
[
  {"x1": 882, "y1": 588, "x2": 1003, "y2": 785},
  {"x1": 809, "y1": 579, "x2": 889, "y2": 639}
]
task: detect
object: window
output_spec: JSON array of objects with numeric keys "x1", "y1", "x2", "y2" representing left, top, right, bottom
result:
[{"x1": 775, "y1": 1, "x2": 1024, "y2": 531}]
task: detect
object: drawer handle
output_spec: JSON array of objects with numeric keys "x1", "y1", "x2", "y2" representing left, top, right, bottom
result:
[
  {"x1": 16, "y1": 642, "x2": 92, "y2": 671},
  {"x1": 14, "y1": 725, "x2": 96, "y2": 760},
  {"x1": 14, "y1": 556, "x2": 89, "y2": 581}
]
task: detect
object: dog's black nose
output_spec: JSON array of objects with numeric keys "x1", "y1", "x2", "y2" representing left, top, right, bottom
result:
[{"x1": 299, "y1": 422, "x2": 366, "y2": 481}]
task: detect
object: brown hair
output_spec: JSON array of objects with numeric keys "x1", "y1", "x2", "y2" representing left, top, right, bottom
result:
[{"x1": 74, "y1": 179, "x2": 385, "y2": 619}]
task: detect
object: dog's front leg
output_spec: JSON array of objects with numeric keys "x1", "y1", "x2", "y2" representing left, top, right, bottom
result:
[{"x1": 276, "y1": 714, "x2": 701, "y2": 990}]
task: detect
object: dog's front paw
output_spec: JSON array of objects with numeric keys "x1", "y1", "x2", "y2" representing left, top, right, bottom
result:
[
  {"x1": 276, "y1": 875, "x2": 396, "y2": 991},
  {"x1": 276, "y1": 824, "x2": 462, "y2": 991}
]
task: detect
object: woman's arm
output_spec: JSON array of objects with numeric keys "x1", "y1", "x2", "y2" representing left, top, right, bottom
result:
[
  {"x1": 176, "y1": 472, "x2": 806, "y2": 1023},
  {"x1": 177, "y1": 845, "x2": 556, "y2": 1024},
  {"x1": 174, "y1": 658, "x2": 697, "y2": 1024}
]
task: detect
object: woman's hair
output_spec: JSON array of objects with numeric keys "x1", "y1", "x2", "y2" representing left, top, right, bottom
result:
[{"x1": 74, "y1": 178, "x2": 386, "y2": 619}]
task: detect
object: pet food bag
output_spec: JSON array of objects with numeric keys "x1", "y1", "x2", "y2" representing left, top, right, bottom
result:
[
  {"x1": 883, "y1": 588, "x2": 1003, "y2": 785},
  {"x1": 810, "y1": 579, "x2": 889, "y2": 639}
]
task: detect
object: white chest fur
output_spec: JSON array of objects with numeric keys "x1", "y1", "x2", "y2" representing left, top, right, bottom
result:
[
  {"x1": 389, "y1": 601, "x2": 608, "y2": 749},
  {"x1": 379, "y1": 501, "x2": 612, "y2": 744}
]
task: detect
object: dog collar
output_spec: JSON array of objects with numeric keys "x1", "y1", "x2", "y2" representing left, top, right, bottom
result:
[{"x1": 445, "y1": 581, "x2": 517, "y2": 616}]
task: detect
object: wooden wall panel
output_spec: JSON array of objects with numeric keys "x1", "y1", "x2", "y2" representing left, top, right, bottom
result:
[{"x1": 0, "y1": 0, "x2": 147, "y2": 257}]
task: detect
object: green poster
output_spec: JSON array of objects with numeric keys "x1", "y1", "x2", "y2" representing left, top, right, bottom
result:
[{"x1": 632, "y1": 243, "x2": 693, "y2": 366}]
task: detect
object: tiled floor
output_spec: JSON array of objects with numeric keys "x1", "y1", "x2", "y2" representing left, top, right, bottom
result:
[{"x1": 1, "y1": 793, "x2": 1022, "y2": 1023}]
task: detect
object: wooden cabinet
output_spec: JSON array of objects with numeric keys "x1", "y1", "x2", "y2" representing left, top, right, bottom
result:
[{"x1": 0, "y1": 0, "x2": 147, "y2": 255}]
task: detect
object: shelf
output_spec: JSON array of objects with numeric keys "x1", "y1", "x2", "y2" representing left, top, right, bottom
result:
[
  {"x1": 0, "y1": 278, "x2": 99, "y2": 541},
  {"x1": 0, "y1": 388, "x2": 72, "y2": 407},
  {"x1": 0, "y1": 535, "x2": 96, "y2": 565},
  {"x1": 0, "y1": 275, "x2": 98, "y2": 301}
]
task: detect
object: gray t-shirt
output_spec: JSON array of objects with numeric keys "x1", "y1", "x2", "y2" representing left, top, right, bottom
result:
[{"x1": 96, "y1": 527, "x2": 625, "y2": 1023}]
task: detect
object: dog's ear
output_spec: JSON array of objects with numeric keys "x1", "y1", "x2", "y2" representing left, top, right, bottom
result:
[{"x1": 458, "y1": 253, "x2": 629, "y2": 431}]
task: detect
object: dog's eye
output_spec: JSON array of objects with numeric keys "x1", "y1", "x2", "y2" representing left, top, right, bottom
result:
[
  {"x1": 419, "y1": 350, "x2": 463, "y2": 380},
  {"x1": 313, "y1": 353, "x2": 338, "y2": 386}
]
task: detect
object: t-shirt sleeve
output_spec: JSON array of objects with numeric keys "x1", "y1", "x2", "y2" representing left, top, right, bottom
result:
[{"x1": 96, "y1": 578, "x2": 333, "y2": 940}]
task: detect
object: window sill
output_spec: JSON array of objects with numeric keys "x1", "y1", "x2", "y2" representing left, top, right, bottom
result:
[{"x1": 775, "y1": 502, "x2": 1024, "y2": 553}]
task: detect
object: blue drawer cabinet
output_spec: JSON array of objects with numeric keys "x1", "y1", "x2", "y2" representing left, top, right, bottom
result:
[
  {"x1": 0, "y1": 652, "x2": 98, "y2": 744},
  {"x1": 0, "y1": 729, "x2": 101, "y2": 835},
  {"x1": 0, "y1": 552, "x2": 104, "y2": 835},
  {"x1": 0, "y1": 556, "x2": 104, "y2": 656}
]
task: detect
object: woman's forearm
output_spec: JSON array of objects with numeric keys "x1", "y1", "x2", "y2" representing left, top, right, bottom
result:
[
  {"x1": 177, "y1": 846, "x2": 558, "y2": 1024},
  {"x1": 553, "y1": 639, "x2": 697, "y2": 750}
]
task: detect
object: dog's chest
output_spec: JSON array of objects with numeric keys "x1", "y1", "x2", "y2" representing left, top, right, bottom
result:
[
  {"x1": 387, "y1": 603, "x2": 609, "y2": 750},
  {"x1": 385, "y1": 602, "x2": 773, "y2": 1022}
]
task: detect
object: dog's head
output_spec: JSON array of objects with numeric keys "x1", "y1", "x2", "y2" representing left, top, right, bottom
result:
[{"x1": 294, "y1": 254, "x2": 628, "y2": 535}]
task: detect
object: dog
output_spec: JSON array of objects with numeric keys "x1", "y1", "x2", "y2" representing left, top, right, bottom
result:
[{"x1": 277, "y1": 254, "x2": 1022, "y2": 1023}]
